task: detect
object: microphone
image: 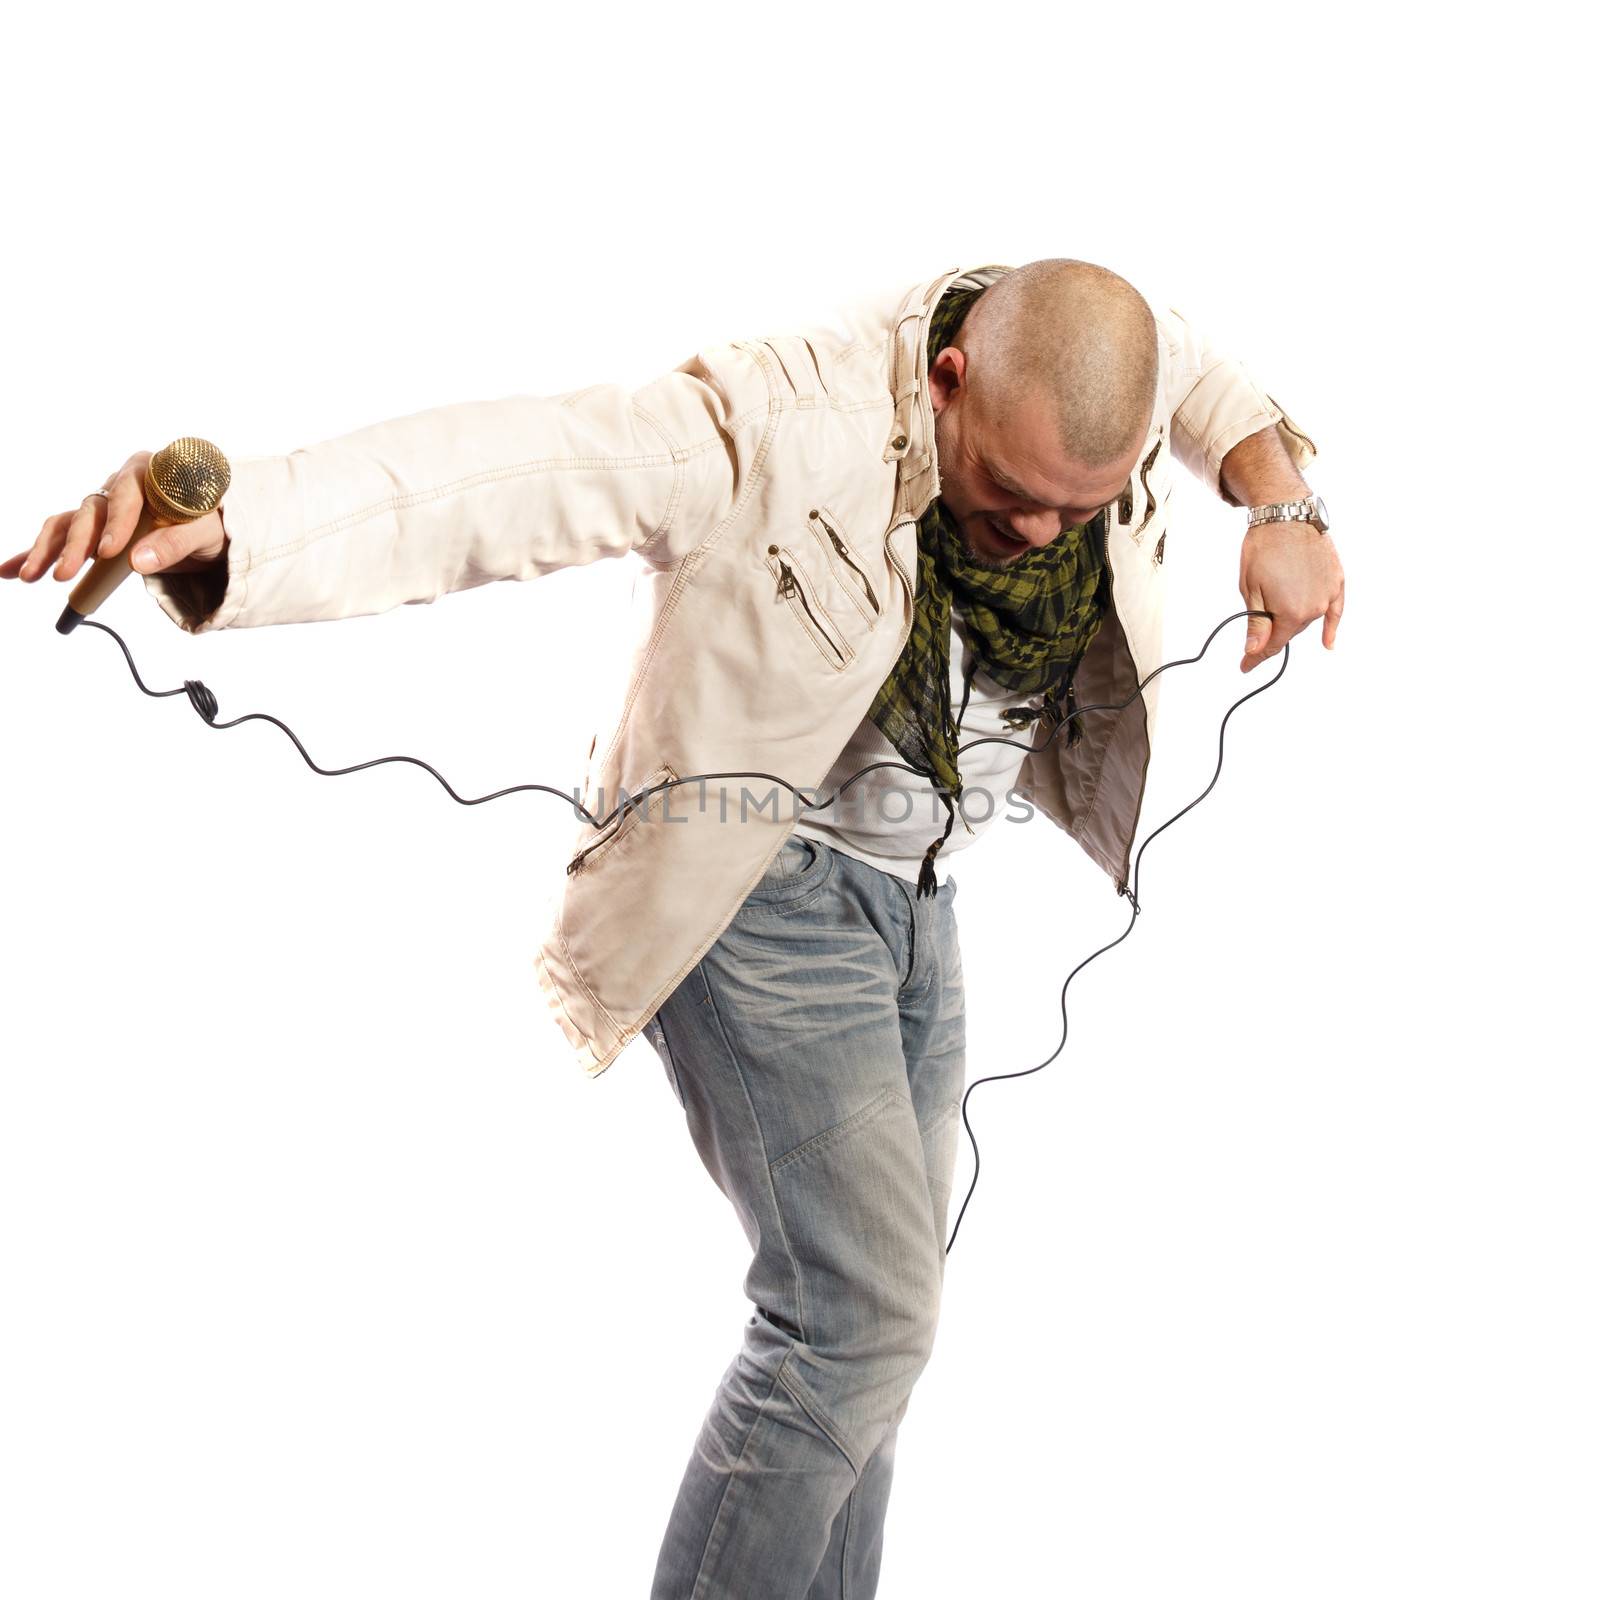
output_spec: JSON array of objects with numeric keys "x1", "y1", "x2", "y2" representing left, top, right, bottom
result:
[{"x1": 56, "y1": 437, "x2": 231, "y2": 635}]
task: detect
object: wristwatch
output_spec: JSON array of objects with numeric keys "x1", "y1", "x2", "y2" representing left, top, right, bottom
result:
[{"x1": 1246, "y1": 494, "x2": 1330, "y2": 534}]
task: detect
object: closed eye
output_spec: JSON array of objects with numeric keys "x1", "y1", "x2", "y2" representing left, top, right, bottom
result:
[
  {"x1": 984, "y1": 461, "x2": 1102, "y2": 523},
  {"x1": 985, "y1": 469, "x2": 1040, "y2": 508},
  {"x1": 995, "y1": 484, "x2": 1103, "y2": 525}
]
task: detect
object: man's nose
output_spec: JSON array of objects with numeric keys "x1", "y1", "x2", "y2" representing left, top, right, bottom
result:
[{"x1": 1005, "y1": 510, "x2": 1063, "y2": 548}]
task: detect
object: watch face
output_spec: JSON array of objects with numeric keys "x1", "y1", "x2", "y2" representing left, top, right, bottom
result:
[{"x1": 1311, "y1": 495, "x2": 1329, "y2": 530}]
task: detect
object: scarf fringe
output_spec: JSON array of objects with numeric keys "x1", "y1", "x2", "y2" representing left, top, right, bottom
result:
[{"x1": 918, "y1": 791, "x2": 958, "y2": 899}]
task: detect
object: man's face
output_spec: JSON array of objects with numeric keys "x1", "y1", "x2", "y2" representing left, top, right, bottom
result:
[{"x1": 929, "y1": 346, "x2": 1145, "y2": 570}]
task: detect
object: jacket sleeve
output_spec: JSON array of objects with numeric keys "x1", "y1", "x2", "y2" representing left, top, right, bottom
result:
[
  {"x1": 141, "y1": 360, "x2": 744, "y2": 634},
  {"x1": 1153, "y1": 306, "x2": 1318, "y2": 507}
]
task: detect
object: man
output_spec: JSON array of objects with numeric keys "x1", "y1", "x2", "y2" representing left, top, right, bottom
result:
[{"x1": 6, "y1": 258, "x2": 1342, "y2": 1596}]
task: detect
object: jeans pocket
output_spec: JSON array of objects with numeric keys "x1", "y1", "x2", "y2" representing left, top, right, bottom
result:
[
  {"x1": 766, "y1": 835, "x2": 811, "y2": 880},
  {"x1": 642, "y1": 1013, "x2": 685, "y2": 1109},
  {"x1": 740, "y1": 834, "x2": 832, "y2": 911}
]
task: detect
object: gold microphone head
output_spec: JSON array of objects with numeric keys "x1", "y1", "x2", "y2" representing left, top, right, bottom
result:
[{"x1": 143, "y1": 436, "x2": 231, "y2": 522}]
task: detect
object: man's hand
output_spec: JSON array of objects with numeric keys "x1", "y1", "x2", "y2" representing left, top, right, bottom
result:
[
  {"x1": 2, "y1": 450, "x2": 229, "y2": 587},
  {"x1": 1239, "y1": 519, "x2": 1344, "y2": 671},
  {"x1": 1216, "y1": 421, "x2": 1343, "y2": 672}
]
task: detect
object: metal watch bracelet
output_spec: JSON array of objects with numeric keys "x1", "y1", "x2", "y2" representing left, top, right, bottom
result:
[{"x1": 1246, "y1": 494, "x2": 1329, "y2": 534}]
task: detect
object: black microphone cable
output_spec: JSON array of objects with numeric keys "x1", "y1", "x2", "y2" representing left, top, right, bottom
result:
[
  {"x1": 62, "y1": 606, "x2": 1289, "y2": 1255},
  {"x1": 942, "y1": 612, "x2": 1289, "y2": 1253}
]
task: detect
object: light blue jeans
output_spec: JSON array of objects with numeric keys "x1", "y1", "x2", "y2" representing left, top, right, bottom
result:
[{"x1": 640, "y1": 833, "x2": 966, "y2": 1599}]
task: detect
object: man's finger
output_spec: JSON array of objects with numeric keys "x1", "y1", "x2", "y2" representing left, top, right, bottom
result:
[
  {"x1": 1260, "y1": 615, "x2": 1309, "y2": 666},
  {"x1": 1323, "y1": 581, "x2": 1344, "y2": 649},
  {"x1": 15, "y1": 514, "x2": 68, "y2": 581},
  {"x1": 54, "y1": 495, "x2": 110, "y2": 582},
  {"x1": 96, "y1": 471, "x2": 145, "y2": 561},
  {"x1": 1241, "y1": 590, "x2": 1272, "y2": 671},
  {"x1": 130, "y1": 529, "x2": 184, "y2": 573}
]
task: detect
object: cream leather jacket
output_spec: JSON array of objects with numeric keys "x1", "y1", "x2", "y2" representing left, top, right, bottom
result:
[{"x1": 145, "y1": 262, "x2": 1315, "y2": 1078}]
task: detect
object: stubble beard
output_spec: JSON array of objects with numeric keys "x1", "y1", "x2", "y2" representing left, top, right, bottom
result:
[{"x1": 958, "y1": 522, "x2": 1011, "y2": 571}]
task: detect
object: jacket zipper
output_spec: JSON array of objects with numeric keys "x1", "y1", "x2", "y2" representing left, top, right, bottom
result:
[
  {"x1": 1094, "y1": 511, "x2": 1150, "y2": 902},
  {"x1": 567, "y1": 762, "x2": 679, "y2": 876},
  {"x1": 1266, "y1": 394, "x2": 1317, "y2": 456},
  {"x1": 884, "y1": 519, "x2": 915, "y2": 631},
  {"x1": 768, "y1": 547, "x2": 848, "y2": 665},
  {"x1": 810, "y1": 509, "x2": 880, "y2": 615},
  {"x1": 1135, "y1": 437, "x2": 1162, "y2": 536}
]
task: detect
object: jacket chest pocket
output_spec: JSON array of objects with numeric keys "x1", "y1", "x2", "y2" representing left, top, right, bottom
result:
[
  {"x1": 805, "y1": 507, "x2": 882, "y2": 627},
  {"x1": 761, "y1": 508, "x2": 883, "y2": 673},
  {"x1": 1118, "y1": 433, "x2": 1170, "y2": 563},
  {"x1": 764, "y1": 543, "x2": 859, "y2": 670},
  {"x1": 765, "y1": 544, "x2": 853, "y2": 668}
]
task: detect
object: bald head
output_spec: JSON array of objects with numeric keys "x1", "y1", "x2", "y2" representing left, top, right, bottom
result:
[{"x1": 955, "y1": 259, "x2": 1158, "y2": 469}]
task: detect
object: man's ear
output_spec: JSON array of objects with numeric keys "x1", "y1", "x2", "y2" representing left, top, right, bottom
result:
[{"x1": 927, "y1": 346, "x2": 965, "y2": 414}]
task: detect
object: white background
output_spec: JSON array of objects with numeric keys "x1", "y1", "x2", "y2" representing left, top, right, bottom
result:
[{"x1": 2, "y1": 4, "x2": 1592, "y2": 1596}]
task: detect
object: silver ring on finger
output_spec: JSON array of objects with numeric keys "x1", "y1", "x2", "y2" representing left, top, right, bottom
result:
[{"x1": 84, "y1": 490, "x2": 110, "y2": 504}]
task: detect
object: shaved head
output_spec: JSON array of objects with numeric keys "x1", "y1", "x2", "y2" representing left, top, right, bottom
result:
[
  {"x1": 926, "y1": 258, "x2": 1159, "y2": 568},
  {"x1": 955, "y1": 258, "x2": 1158, "y2": 469}
]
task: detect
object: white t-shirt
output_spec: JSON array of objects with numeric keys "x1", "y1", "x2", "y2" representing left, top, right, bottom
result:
[{"x1": 792, "y1": 606, "x2": 1049, "y2": 888}]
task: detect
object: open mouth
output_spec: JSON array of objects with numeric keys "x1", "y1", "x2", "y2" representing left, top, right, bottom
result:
[{"x1": 986, "y1": 520, "x2": 1029, "y2": 553}]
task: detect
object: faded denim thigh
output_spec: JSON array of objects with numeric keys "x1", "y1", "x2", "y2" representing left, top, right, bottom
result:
[{"x1": 642, "y1": 834, "x2": 967, "y2": 1345}]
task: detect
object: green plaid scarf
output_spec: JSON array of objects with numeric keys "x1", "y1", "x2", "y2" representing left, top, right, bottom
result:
[{"x1": 866, "y1": 280, "x2": 1110, "y2": 896}]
